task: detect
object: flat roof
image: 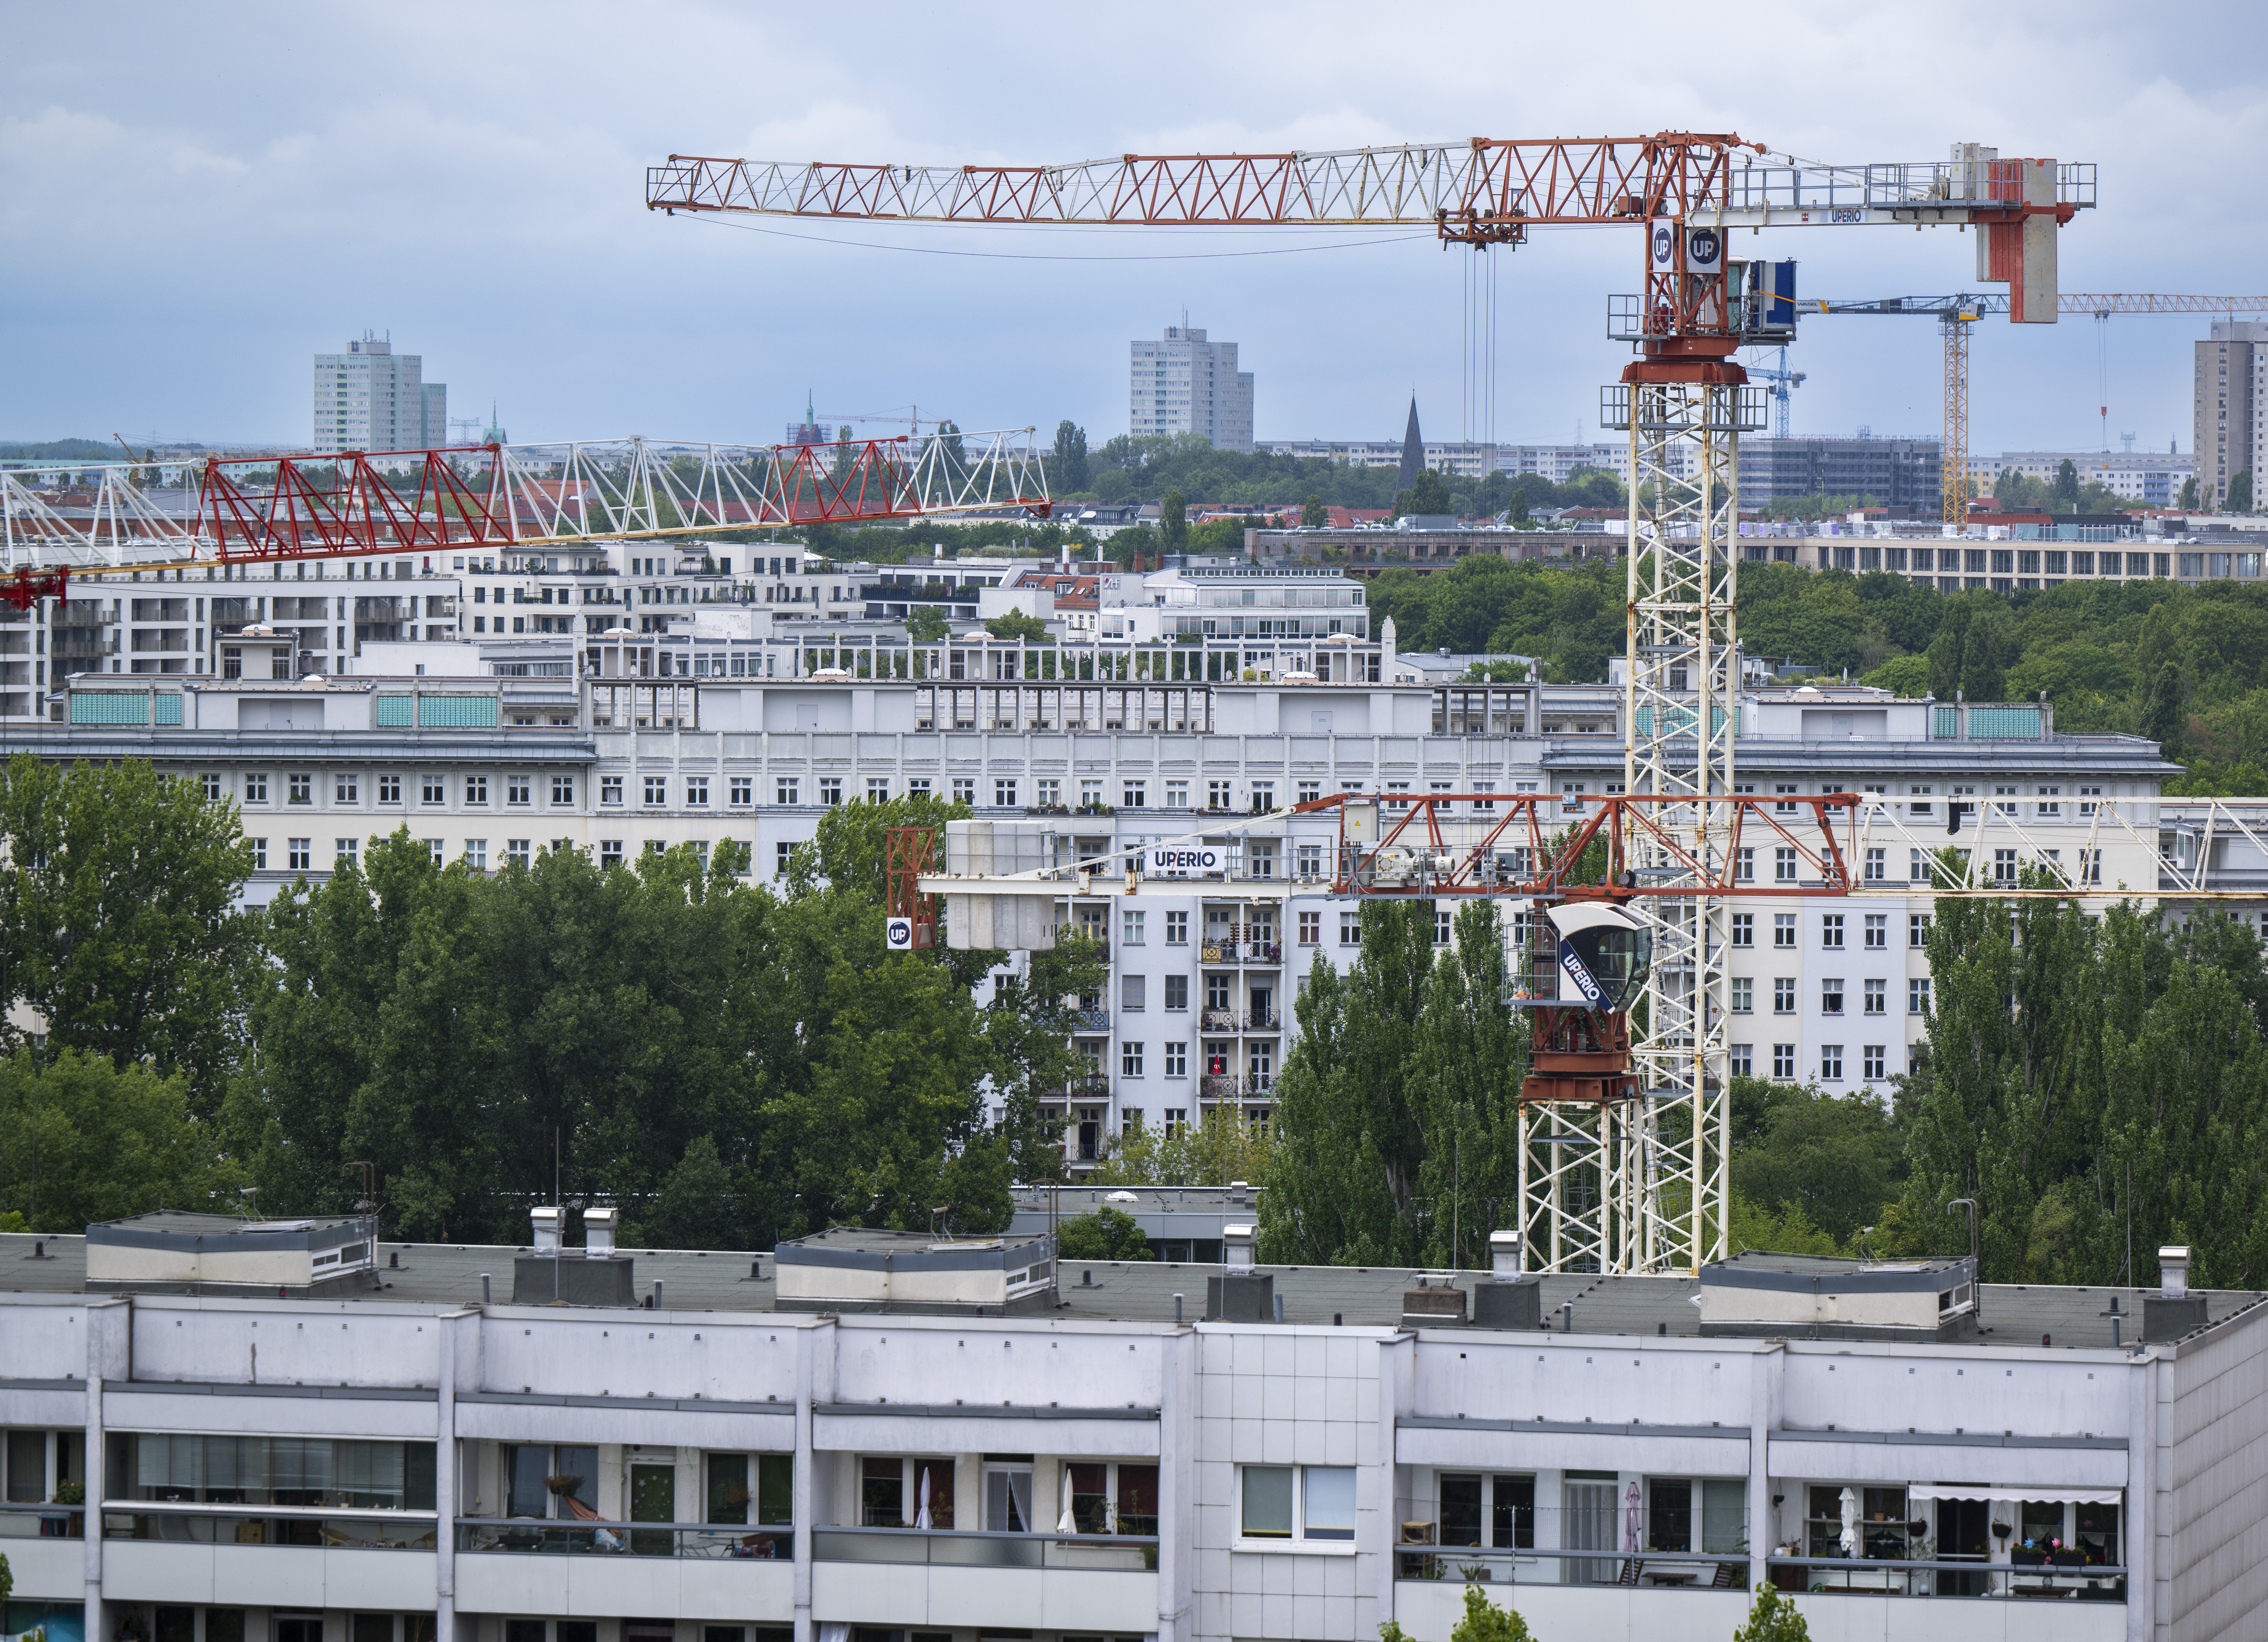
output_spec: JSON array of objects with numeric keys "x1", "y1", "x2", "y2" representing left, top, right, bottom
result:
[{"x1": 4, "y1": 1231, "x2": 2258, "y2": 1352}]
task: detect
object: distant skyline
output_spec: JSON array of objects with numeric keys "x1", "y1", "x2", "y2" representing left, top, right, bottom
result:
[{"x1": 4, "y1": 1, "x2": 2266, "y2": 457}]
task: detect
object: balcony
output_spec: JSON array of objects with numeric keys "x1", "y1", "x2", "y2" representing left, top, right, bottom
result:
[
  {"x1": 1066, "y1": 1073, "x2": 1111, "y2": 1101},
  {"x1": 1200, "y1": 942, "x2": 1282, "y2": 966},
  {"x1": 1202, "y1": 1009, "x2": 1282, "y2": 1033},
  {"x1": 98, "y1": 1504, "x2": 436, "y2": 1609},
  {"x1": 455, "y1": 1519, "x2": 792, "y2": 1621},
  {"x1": 811, "y1": 1528, "x2": 1156, "y2": 1634},
  {"x1": 1070, "y1": 1007, "x2": 1111, "y2": 1034}
]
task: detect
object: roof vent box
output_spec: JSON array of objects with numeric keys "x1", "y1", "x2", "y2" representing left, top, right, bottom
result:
[
  {"x1": 1698, "y1": 1252, "x2": 1979, "y2": 1341},
  {"x1": 1402, "y1": 1285, "x2": 1468, "y2": 1326},
  {"x1": 1207, "y1": 1272, "x2": 1274, "y2": 1323},
  {"x1": 1471, "y1": 1278, "x2": 1543, "y2": 1330}
]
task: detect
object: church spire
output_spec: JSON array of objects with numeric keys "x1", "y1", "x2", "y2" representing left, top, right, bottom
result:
[{"x1": 1396, "y1": 394, "x2": 1424, "y2": 492}]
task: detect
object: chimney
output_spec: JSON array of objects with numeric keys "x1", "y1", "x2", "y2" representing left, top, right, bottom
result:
[
  {"x1": 585, "y1": 1206, "x2": 618, "y2": 1259},
  {"x1": 1223, "y1": 1224, "x2": 1256, "y2": 1273},
  {"x1": 2160, "y1": 1246, "x2": 2190, "y2": 1298},
  {"x1": 531, "y1": 1206, "x2": 562, "y2": 1255},
  {"x1": 1489, "y1": 1230, "x2": 1523, "y2": 1278}
]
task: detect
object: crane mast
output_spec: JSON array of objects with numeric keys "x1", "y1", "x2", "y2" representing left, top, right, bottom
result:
[{"x1": 655, "y1": 133, "x2": 2094, "y2": 1276}]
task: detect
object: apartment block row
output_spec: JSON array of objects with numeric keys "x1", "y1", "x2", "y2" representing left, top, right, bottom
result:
[{"x1": 1, "y1": 1211, "x2": 2257, "y2": 1642}]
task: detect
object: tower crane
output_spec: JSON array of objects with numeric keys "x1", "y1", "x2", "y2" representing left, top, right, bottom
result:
[
  {"x1": 652, "y1": 135, "x2": 2096, "y2": 1275},
  {"x1": 1801, "y1": 293, "x2": 2268, "y2": 520},
  {"x1": 1743, "y1": 346, "x2": 1806, "y2": 438}
]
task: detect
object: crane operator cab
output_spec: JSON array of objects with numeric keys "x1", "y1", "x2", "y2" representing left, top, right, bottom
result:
[{"x1": 1545, "y1": 903, "x2": 1652, "y2": 1014}]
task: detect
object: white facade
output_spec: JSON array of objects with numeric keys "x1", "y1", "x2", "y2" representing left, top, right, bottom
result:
[
  {"x1": 1, "y1": 1228, "x2": 2259, "y2": 1642},
  {"x1": 2194, "y1": 321, "x2": 2267, "y2": 510},
  {"x1": 1131, "y1": 327, "x2": 1254, "y2": 453},
  {"x1": 1977, "y1": 450, "x2": 2194, "y2": 508},
  {"x1": 1254, "y1": 442, "x2": 1615, "y2": 484},
  {"x1": 313, "y1": 333, "x2": 445, "y2": 453}
]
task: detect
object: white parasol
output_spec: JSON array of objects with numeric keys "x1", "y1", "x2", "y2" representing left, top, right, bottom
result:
[
  {"x1": 914, "y1": 1465, "x2": 932, "y2": 1531},
  {"x1": 1838, "y1": 1487, "x2": 1860, "y2": 1559},
  {"x1": 1624, "y1": 1480, "x2": 1642, "y2": 1553},
  {"x1": 1057, "y1": 1466, "x2": 1077, "y2": 1534}
]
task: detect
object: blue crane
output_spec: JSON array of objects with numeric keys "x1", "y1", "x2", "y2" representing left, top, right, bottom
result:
[{"x1": 1742, "y1": 347, "x2": 1806, "y2": 439}]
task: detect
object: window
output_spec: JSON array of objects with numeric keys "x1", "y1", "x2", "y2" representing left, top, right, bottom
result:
[
  {"x1": 729, "y1": 777, "x2": 752, "y2": 806},
  {"x1": 685, "y1": 777, "x2": 709, "y2": 807},
  {"x1": 1298, "y1": 781, "x2": 1321, "y2": 804},
  {"x1": 776, "y1": 778, "x2": 800, "y2": 806},
  {"x1": 1122, "y1": 780, "x2": 1147, "y2": 809},
  {"x1": 1735, "y1": 847, "x2": 1755, "y2": 883},
  {"x1": 288, "y1": 838, "x2": 311, "y2": 871},
  {"x1": 907, "y1": 778, "x2": 931, "y2": 799},
  {"x1": 1773, "y1": 913, "x2": 1796, "y2": 948},
  {"x1": 1240, "y1": 1466, "x2": 1355, "y2": 1544},
  {"x1": 819, "y1": 778, "x2": 842, "y2": 806},
  {"x1": 1166, "y1": 911, "x2": 1189, "y2": 945},
  {"x1": 1910, "y1": 977, "x2": 1931, "y2": 1015},
  {"x1": 995, "y1": 779, "x2": 1018, "y2": 808},
  {"x1": 601, "y1": 776, "x2": 622, "y2": 806},
  {"x1": 952, "y1": 777, "x2": 975, "y2": 805},
  {"x1": 1909, "y1": 784, "x2": 1934, "y2": 818},
  {"x1": 1910, "y1": 847, "x2": 1930, "y2": 884},
  {"x1": 1121, "y1": 1041, "x2": 1144, "y2": 1077},
  {"x1": 860, "y1": 777, "x2": 886, "y2": 804},
  {"x1": 1729, "y1": 1044, "x2": 1752, "y2": 1078},
  {"x1": 1994, "y1": 847, "x2": 2018, "y2": 883},
  {"x1": 776, "y1": 841, "x2": 794, "y2": 877},
  {"x1": 1164, "y1": 1107, "x2": 1188, "y2": 1134},
  {"x1": 1730, "y1": 977, "x2": 1753, "y2": 1014},
  {"x1": 1165, "y1": 780, "x2": 1189, "y2": 809},
  {"x1": 552, "y1": 775, "x2": 575, "y2": 806},
  {"x1": 2078, "y1": 784, "x2": 2102, "y2": 817},
  {"x1": 1821, "y1": 913, "x2": 1844, "y2": 950},
  {"x1": 425, "y1": 839, "x2": 443, "y2": 866},
  {"x1": 335, "y1": 775, "x2": 358, "y2": 804},
  {"x1": 1296, "y1": 844, "x2": 1323, "y2": 880},
  {"x1": 464, "y1": 839, "x2": 487, "y2": 872},
  {"x1": 378, "y1": 774, "x2": 402, "y2": 804},
  {"x1": 600, "y1": 841, "x2": 623, "y2": 867},
  {"x1": 1774, "y1": 783, "x2": 1798, "y2": 814},
  {"x1": 507, "y1": 776, "x2": 531, "y2": 807},
  {"x1": 506, "y1": 839, "x2": 532, "y2": 868},
  {"x1": 1436, "y1": 908, "x2": 1452, "y2": 946},
  {"x1": 645, "y1": 776, "x2": 668, "y2": 806},
  {"x1": 1863, "y1": 1044, "x2": 1887, "y2": 1081},
  {"x1": 1819, "y1": 1044, "x2": 1843, "y2": 1081},
  {"x1": 2079, "y1": 846, "x2": 2102, "y2": 885},
  {"x1": 1863, "y1": 978, "x2": 1886, "y2": 1015},
  {"x1": 465, "y1": 775, "x2": 489, "y2": 806},
  {"x1": 1730, "y1": 913, "x2": 1753, "y2": 948},
  {"x1": 1774, "y1": 846, "x2": 1796, "y2": 883},
  {"x1": 335, "y1": 838, "x2": 358, "y2": 868},
  {"x1": 1165, "y1": 975, "x2": 1188, "y2": 1010},
  {"x1": 1994, "y1": 784, "x2": 2018, "y2": 816},
  {"x1": 2037, "y1": 785, "x2": 2061, "y2": 818},
  {"x1": 1821, "y1": 978, "x2": 1843, "y2": 1015},
  {"x1": 1123, "y1": 910, "x2": 1146, "y2": 946},
  {"x1": 1299, "y1": 911, "x2": 1320, "y2": 945},
  {"x1": 1864, "y1": 913, "x2": 1887, "y2": 949},
  {"x1": 1251, "y1": 781, "x2": 1275, "y2": 812},
  {"x1": 1772, "y1": 1043, "x2": 1795, "y2": 1080},
  {"x1": 288, "y1": 773, "x2": 313, "y2": 806},
  {"x1": 1861, "y1": 846, "x2": 1885, "y2": 884},
  {"x1": 1164, "y1": 1042, "x2": 1187, "y2": 1078},
  {"x1": 1340, "y1": 912, "x2": 1361, "y2": 946},
  {"x1": 1773, "y1": 977, "x2": 1796, "y2": 1014},
  {"x1": 248, "y1": 837, "x2": 267, "y2": 870},
  {"x1": 1909, "y1": 912, "x2": 1931, "y2": 948},
  {"x1": 1078, "y1": 779, "x2": 1103, "y2": 809},
  {"x1": 1209, "y1": 780, "x2": 1234, "y2": 810}
]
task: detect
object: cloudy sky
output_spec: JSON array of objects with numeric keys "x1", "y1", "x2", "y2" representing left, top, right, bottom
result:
[{"x1": 5, "y1": 1, "x2": 2264, "y2": 461}]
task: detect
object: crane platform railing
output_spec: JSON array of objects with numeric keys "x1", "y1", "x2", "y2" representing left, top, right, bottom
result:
[{"x1": 0, "y1": 429, "x2": 1050, "y2": 578}]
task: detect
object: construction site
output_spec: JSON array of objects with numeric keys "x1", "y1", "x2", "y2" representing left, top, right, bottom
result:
[{"x1": 7, "y1": 16, "x2": 2268, "y2": 1639}]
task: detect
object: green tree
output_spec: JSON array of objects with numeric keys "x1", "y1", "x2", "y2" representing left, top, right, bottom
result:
[
  {"x1": 1301, "y1": 494, "x2": 1327, "y2": 527},
  {"x1": 0, "y1": 754, "x2": 257, "y2": 1118},
  {"x1": 1260, "y1": 901, "x2": 1436, "y2": 1265},
  {"x1": 906, "y1": 605, "x2": 949, "y2": 642},
  {"x1": 1052, "y1": 421, "x2": 1090, "y2": 492},
  {"x1": 0, "y1": 1049, "x2": 239, "y2": 1232},
  {"x1": 1161, "y1": 489, "x2": 1188, "y2": 551},
  {"x1": 2230, "y1": 470, "x2": 2254, "y2": 514},
  {"x1": 1055, "y1": 1204, "x2": 1156, "y2": 1261},
  {"x1": 1730, "y1": 1083, "x2": 1904, "y2": 1247},
  {"x1": 1411, "y1": 902, "x2": 1525, "y2": 1268},
  {"x1": 985, "y1": 608, "x2": 1050, "y2": 642},
  {"x1": 1860, "y1": 654, "x2": 1931, "y2": 696},
  {"x1": 1092, "y1": 1106, "x2": 1276, "y2": 1187},
  {"x1": 1408, "y1": 467, "x2": 1454, "y2": 515},
  {"x1": 1381, "y1": 1582, "x2": 1537, "y2": 1642},
  {"x1": 2053, "y1": 458, "x2": 2080, "y2": 510},
  {"x1": 2180, "y1": 475, "x2": 2201, "y2": 510},
  {"x1": 1732, "y1": 1582, "x2": 1810, "y2": 1642},
  {"x1": 2138, "y1": 660, "x2": 2185, "y2": 752},
  {"x1": 635, "y1": 1135, "x2": 738, "y2": 1250}
]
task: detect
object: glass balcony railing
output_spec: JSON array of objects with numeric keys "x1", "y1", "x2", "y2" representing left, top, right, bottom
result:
[
  {"x1": 811, "y1": 1527, "x2": 1155, "y2": 1570},
  {"x1": 457, "y1": 1518, "x2": 790, "y2": 1559},
  {"x1": 0, "y1": 1501, "x2": 84, "y2": 1539},
  {"x1": 102, "y1": 1503, "x2": 436, "y2": 1549}
]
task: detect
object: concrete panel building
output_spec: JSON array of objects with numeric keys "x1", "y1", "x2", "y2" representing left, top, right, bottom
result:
[
  {"x1": 313, "y1": 333, "x2": 446, "y2": 453},
  {"x1": 2, "y1": 1220, "x2": 2261, "y2": 1642},
  {"x1": 2193, "y1": 320, "x2": 2268, "y2": 510},
  {"x1": 1131, "y1": 327, "x2": 1253, "y2": 453}
]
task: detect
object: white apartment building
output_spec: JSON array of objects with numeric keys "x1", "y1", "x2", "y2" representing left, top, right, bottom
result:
[
  {"x1": 313, "y1": 334, "x2": 446, "y2": 454},
  {"x1": 1972, "y1": 451, "x2": 2193, "y2": 509},
  {"x1": 6, "y1": 633, "x2": 2178, "y2": 1157},
  {"x1": 1253, "y1": 443, "x2": 1614, "y2": 485},
  {"x1": 1131, "y1": 328, "x2": 1253, "y2": 453},
  {"x1": 0, "y1": 1212, "x2": 2258, "y2": 1642}
]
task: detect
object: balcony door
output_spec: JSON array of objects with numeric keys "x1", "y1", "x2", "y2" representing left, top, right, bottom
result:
[{"x1": 1562, "y1": 1476, "x2": 1616, "y2": 1584}]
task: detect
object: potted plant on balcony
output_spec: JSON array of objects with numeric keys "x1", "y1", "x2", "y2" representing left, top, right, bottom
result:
[{"x1": 55, "y1": 1479, "x2": 84, "y2": 1538}]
